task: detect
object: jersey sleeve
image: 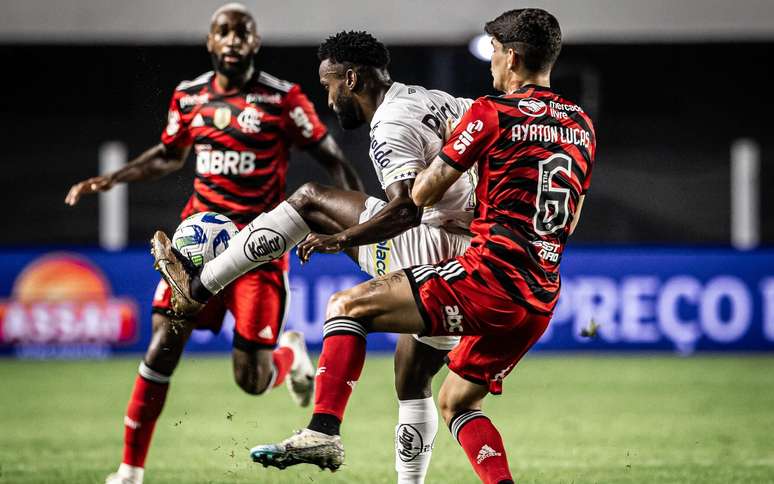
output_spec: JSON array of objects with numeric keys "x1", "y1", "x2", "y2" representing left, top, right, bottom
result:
[
  {"x1": 282, "y1": 84, "x2": 329, "y2": 148},
  {"x1": 160, "y1": 90, "x2": 192, "y2": 148},
  {"x1": 581, "y1": 116, "x2": 597, "y2": 194},
  {"x1": 439, "y1": 97, "x2": 499, "y2": 172},
  {"x1": 369, "y1": 120, "x2": 426, "y2": 188}
]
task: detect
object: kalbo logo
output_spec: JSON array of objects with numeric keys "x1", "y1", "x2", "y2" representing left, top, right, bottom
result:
[
  {"x1": 243, "y1": 228, "x2": 286, "y2": 263},
  {"x1": 396, "y1": 424, "x2": 427, "y2": 462},
  {"x1": 518, "y1": 98, "x2": 547, "y2": 117},
  {"x1": 0, "y1": 253, "x2": 137, "y2": 348}
]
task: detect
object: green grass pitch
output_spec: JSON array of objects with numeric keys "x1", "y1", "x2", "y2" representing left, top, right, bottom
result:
[{"x1": 1, "y1": 355, "x2": 773, "y2": 483}]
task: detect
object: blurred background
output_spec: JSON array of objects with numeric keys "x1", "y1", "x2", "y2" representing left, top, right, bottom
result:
[
  {"x1": 1, "y1": 0, "x2": 772, "y2": 356},
  {"x1": 1, "y1": 2, "x2": 773, "y2": 483}
]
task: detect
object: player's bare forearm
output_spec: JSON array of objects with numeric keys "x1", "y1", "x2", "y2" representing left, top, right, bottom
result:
[
  {"x1": 339, "y1": 196, "x2": 421, "y2": 248},
  {"x1": 111, "y1": 143, "x2": 189, "y2": 184},
  {"x1": 65, "y1": 143, "x2": 189, "y2": 206},
  {"x1": 413, "y1": 157, "x2": 463, "y2": 207},
  {"x1": 307, "y1": 135, "x2": 364, "y2": 192}
]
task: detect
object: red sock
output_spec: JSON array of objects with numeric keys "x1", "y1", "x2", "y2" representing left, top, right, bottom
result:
[
  {"x1": 271, "y1": 346, "x2": 294, "y2": 387},
  {"x1": 122, "y1": 369, "x2": 169, "y2": 467},
  {"x1": 312, "y1": 317, "x2": 368, "y2": 420},
  {"x1": 451, "y1": 410, "x2": 513, "y2": 484}
]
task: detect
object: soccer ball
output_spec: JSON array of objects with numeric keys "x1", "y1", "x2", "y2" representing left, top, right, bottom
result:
[{"x1": 172, "y1": 212, "x2": 238, "y2": 267}]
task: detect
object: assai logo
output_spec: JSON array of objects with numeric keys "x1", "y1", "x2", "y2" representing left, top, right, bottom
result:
[
  {"x1": 443, "y1": 305, "x2": 464, "y2": 332},
  {"x1": 452, "y1": 120, "x2": 484, "y2": 155},
  {"x1": 518, "y1": 98, "x2": 547, "y2": 117},
  {"x1": 243, "y1": 228, "x2": 286, "y2": 263},
  {"x1": 0, "y1": 254, "x2": 138, "y2": 355},
  {"x1": 396, "y1": 424, "x2": 430, "y2": 462},
  {"x1": 179, "y1": 93, "x2": 210, "y2": 108},
  {"x1": 237, "y1": 107, "x2": 263, "y2": 134}
]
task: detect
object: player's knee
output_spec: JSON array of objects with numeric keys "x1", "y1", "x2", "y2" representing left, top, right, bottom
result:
[
  {"x1": 288, "y1": 181, "x2": 324, "y2": 215},
  {"x1": 233, "y1": 357, "x2": 273, "y2": 395},
  {"x1": 327, "y1": 287, "x2": 374, "y2": 322}
]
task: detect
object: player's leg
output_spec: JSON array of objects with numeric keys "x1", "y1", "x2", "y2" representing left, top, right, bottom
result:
[
  {"x1": 250, "y1": 270, "x2": 425, "y2": 471},
  {"x1": 199, "y1": 183, "x2": 367, "y2": 296},
  {"x1": 227, "y1": 268, "x2": 315, "y2": 404},
  {"x1": 107, "y1": 284, "x2": 195, "y2": 484},
  {"x1": 388, "y1": 226, "x2": 470, "y2": 484},
  {"x1": 438, "y1": 361, "x2": 512, "y2": 484},
  {"x1": 392, "y1": 335, "x2": 447, "y2": 484},
  {"x1": 151, "y1": 184, "x2": 369, "y2": 315}
]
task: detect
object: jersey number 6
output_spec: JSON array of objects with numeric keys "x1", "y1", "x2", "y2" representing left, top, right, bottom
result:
[{"x1": 534, "y1": 153, "x2": 572, "y2": 236}]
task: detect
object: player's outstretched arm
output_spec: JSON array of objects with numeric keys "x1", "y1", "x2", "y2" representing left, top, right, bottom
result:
[
  {"x1": 65, "y1": 143, "x2": 190, "y2": 206},
  {"x1": 306, "y1": 135, "x2": 364, "y2": 192},
  {"x1": 412, "y1": 157, "x2": 463, "y2": 207},
  {"x1": 296, "y1": 179, "x2": 421, "y2": 262}
]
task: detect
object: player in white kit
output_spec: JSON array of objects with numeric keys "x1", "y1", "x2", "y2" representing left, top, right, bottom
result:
[{"x1": 151, "y1": 31, "x2": 475, "y2": 483}]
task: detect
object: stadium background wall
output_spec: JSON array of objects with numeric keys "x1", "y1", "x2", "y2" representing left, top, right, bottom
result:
[
  {"x1": 1, "y1": 249, "x2": 773, "y2": 357},
  {"x1": 1, "y1": 43, "x2": 773, "y2": 246}
]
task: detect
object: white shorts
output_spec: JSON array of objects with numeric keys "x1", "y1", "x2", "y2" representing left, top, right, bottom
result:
[{"x1": 358, "y1": 197, "x2": 471, "y2": 351}]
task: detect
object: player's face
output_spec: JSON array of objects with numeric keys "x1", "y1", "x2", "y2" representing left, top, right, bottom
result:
[
  {"x1": 318, "y1": 59, "x2": 365, "y2": 130},
  {"x1": 207, "y1": 12, "x2": 260, "y2": 78},
  {"x1": 490, "y1": 38, "x2": 509, "y2": 92}
]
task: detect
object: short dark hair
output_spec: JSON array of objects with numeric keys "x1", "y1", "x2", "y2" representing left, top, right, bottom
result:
[
  {"x1": 484, "y1": 8, "x2": 562, "y2": 72},
  {"x1": 318, "y1": 31, "x2": 390, "y2": 70}
]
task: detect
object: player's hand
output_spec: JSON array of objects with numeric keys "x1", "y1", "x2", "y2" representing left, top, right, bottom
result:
[
  {"x1": 296, "y1": 233, "x2": 347, "y2": 263},
  {"x1": 65, "y1": 175, "x2": 115, "y2": 206},
  {"x1": 443, "y1": 117, "x2": 458, "y2": 142}
]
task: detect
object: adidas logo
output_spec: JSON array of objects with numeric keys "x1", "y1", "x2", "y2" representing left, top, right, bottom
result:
[
  {"x1": 346, "y1": 380, "x2": 357, "y2": 389},
  {"x1": 258, "y1": 326, "x2": 274, "y2": 340},
  {"x1": 315, "y1": 366, "x2": 326, "y2": 376},
  {"x1": 476, "y1": 444, "x2": 501, "y2": 464},
  {"x1": 191, "y1": 113, "x2": 205, "y2": 127}
]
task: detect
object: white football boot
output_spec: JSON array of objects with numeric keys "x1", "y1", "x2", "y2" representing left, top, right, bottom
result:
[
  {"x1": 105, "y1": 464, "x2": 144, "y2": 484},
  {"x1": 278, "y1": 330, "x2": 315, "y2": 407},
  {"x1": 250, "y1": 428, "x2": 344, "y2": 471}
]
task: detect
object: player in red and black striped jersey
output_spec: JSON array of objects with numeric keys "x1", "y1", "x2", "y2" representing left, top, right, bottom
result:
[
  {"x1": 436, "y1": 83, "x2": 595, "y2": 316},
  {"x1": 247, "y1": 9, "x2": 593, "y2": 484},
  {"x1": 65, "y1": 4, "x2": 362, "y2": 484}
]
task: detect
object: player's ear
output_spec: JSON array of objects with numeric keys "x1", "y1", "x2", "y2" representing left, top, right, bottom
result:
[
  {"x1": 345, "y1": 68, "x2": 360, "y2": 92},
  {"x1": 507, "y1": 47, "x2": 517, "y2": 71},
  {"x1": 206, "y1": 33, "x2": 214, "y2": 53},
  {"x1": 253, "y1": 33, "x2": 262, "y2": 55}
]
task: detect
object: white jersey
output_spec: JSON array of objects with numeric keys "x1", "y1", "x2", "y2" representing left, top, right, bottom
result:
[{"x1": 368, "y1": 82, "x2": 477, "y2": 230}]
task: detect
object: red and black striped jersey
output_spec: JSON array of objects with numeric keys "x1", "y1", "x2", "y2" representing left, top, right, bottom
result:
[
  {"x1": 439, "y1": 85, "x2": 596, "y2": 314},
  {"x1": 161, "y1": 70, "x2": 328, "y2": 229}
]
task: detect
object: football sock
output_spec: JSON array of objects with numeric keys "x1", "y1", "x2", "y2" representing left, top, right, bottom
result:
[
  {"x1": 449, "y1": 410, "x2": 512, "y2": 484},
  {"x1": 199, "y1": 201, "x2": 310, "y2": 294},
  {"x1": 309, "y1": 317, "x2": 369, "y2": 432},
  {"x1": 271, "y1": 346, "x2": 294, "y2": 388},
  {"x1": 395, "y1": 397, "x2": 438, "y2": 484},
  {"x1": 308, "y1": 412, "x2": 341, "y2": 436},
  {"x1": 122, "y1": 362, "x2": 171, "y2": 468}
]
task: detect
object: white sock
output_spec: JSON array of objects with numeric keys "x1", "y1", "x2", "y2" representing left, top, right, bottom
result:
[
  {"x1": 395, "y1": 397, "x2": 437, "y2": 484},
  {"x1": 200, "y1": 201, "x2": 309, "y2": 294},
  {"x1": 117, "y1": 463, "x2": 144, "y2": 482}
]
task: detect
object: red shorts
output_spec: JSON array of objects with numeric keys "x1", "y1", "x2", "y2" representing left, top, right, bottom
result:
[
  {"x1": 152, "y1": 264, "x2": 289, "y2": 350},
  {"x1": 405, "y1": 258, "x2": 551, "y2": 394}
]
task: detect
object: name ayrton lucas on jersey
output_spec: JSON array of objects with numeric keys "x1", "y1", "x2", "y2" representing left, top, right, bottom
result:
[{"x1": 511, "y1": 123, "x2": 591, "y2": 149}]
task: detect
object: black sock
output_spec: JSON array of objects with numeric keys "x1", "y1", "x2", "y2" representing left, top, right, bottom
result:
[
  {"x1": 308, "y1": 413, "x2": 341, "y2": 436},
  {"x1": 190, "y1": 275, "x2": 212, "y2": 303},
  {"x1": 498, "y1": 480, "x2": 514, "y2": 484}
]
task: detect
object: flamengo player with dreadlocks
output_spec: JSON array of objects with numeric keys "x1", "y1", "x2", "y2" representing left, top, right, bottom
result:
[
  {"x1": 246, "y1": 8, "x2": 596, "y2": 483},
  {"x1": 65, "y1": 4, "x2": 362, "y2": 484},
  {"x1": 151, "y1": 30, "x2": 477, "y2": 483}
]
